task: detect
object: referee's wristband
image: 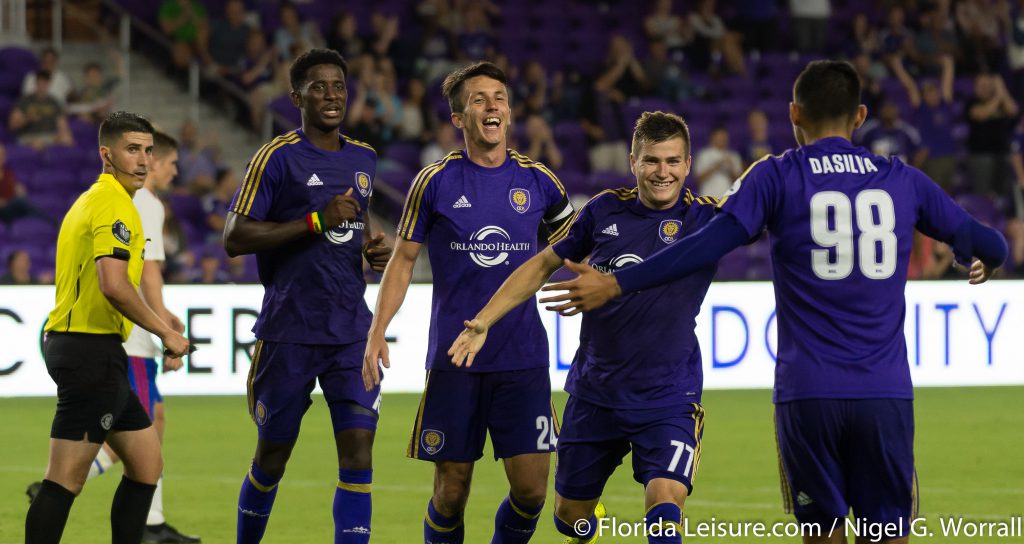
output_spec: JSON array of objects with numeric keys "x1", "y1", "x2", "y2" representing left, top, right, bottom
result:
[{"x1": 306, "y1": 211, "x2": 324, "y2": 234}]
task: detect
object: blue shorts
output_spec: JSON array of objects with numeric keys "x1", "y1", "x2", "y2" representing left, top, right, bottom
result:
[
  {"x1": 555, "y1": 396, "x2": 705, "y2": 501},
  {"x1": 775, "y1": 399, "x2": 917, "y2": 533},
  {"x1": 247, "y1": 339, "x2": 381, "y2": 442},
  {"x1": 126, "y1": 356, "x2": 162, "y2": 420},
  {"x1": 408, "y1": 368, "x2": 557, "y2": 462}
]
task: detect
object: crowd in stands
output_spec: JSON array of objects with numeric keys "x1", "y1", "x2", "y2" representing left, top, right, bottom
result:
[{"x1": 2, "y1": 0, "x2": 1024, "y2": 283}]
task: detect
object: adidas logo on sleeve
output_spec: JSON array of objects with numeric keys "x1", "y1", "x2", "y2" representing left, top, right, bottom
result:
[
  {"x1": 307, "y1": 173, "x2": 323, "y2": 186},
  {"x1": 453, "y1": 195, "x2": 472, "y2": 208},
  {"x1": 601, "y1": 224, "x2": 619, "y2": 236}
]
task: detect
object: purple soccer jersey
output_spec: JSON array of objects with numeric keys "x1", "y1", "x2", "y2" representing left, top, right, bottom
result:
[
  {"x1": 397, "y1": 149, "x2": 573, "y2": 372},
  {"x1": 719, "y1": 136, "x2": 972, "y2": 402},
  {"x1": 551, "y1": 187, "x2": 718, "y2": 408},
  {"x1": 229, "y1": 129, "x2": 377, "y2": 345}
]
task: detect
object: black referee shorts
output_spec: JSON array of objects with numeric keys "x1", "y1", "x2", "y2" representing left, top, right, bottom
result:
[{"x1": 44, "y1": 332, "x2": 152, "y2": 444}]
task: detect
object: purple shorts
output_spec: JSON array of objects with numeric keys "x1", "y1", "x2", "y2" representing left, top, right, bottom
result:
[
  {"x1": 555, "y1": 395, "x2": 705, "y2": 501},
  {"x1": 408, "y1": 368, "x2": 557, "y2": 462},
  {"x1": 775, "y1": 399, "x2": 917, "y2": 533},
  {"x1": 247, "y1": 339, "x2": 381, "y2": 442}
]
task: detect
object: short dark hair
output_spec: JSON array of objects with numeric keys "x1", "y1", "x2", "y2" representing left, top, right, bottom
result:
[
  {"x1": 84, "y1": 62, "x2": 101, "y2": 73},
  {"x1": 152, "y1": 130, "x2": 179, "y2": 158},
  {"x1": 98, "y1": 111, "x2": 154, "y2": 146},
  {"x1": 631, "y1": 111, "x2": 691, "y2": 157},
  {"x1": 35, "y1": 70, "x2": 51, "y2": 81},
  {"x1": 793, "y1": 60, "x2": 861, "y2": 125},
  {"x1": 289, "y1": 48, "x2": 348, "y2": 91},
  {"x1": 442, "y1": 61, "x2": 508, "y2": 113}
]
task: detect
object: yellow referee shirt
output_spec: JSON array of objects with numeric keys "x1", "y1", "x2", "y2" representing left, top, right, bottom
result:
[{"x1": 45, "y1": 173, "x2": 146, "y2": 341}]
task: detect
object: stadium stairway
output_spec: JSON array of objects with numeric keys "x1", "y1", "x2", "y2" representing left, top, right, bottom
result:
[{"x1": 57, "y1": 41, "x2": 256, "y2": 177}]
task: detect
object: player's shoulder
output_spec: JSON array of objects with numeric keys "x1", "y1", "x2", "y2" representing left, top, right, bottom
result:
[
  {"x1": 406, "y1": 150, "x2": 465, "y2": 194},
  {"x1": 583, "y1": 186, "x2": 638, "y2": 213},
  {"x1": 249, "y1": 130, "x2": 302, "y2": 164},
  {"x1": 341, "y1": 133, "x2": 378, "y2": 156}
]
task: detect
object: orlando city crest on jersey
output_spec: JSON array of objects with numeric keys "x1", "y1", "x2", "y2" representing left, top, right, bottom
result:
[
  {"x1": 355, "y1": 171, "x2": 371, "y2": 197},
  {"x1": 660, "y1": 219, "x2": 682, "y2": 243},
  {"x1": 509, "y1": 188, "x2": 531, "y2": 213}
]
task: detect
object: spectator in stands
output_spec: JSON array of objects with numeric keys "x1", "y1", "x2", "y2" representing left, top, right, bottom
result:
[
  {"x1": 367, "y1": 11, "x2": 401, "y2": 59},
  {"x1": 0, "y1": 249, "x2": 35, "y2": 285},
  {"x1": 789, "y1": 0, "x2": 831, "y2": 53},
  {"x1": 956, "y1": 0, "x2": 1011, "y2": 73},
  {"x1": 893, "y1": 54, "x2": 959, "y2": 191},
  {"x1": 1009, "y1": 0, "x2": 1024, "y2": 95},
  {"x1": 741, "y1": 109, "x2": 774, "y2": 166},
  {"x1": 852, "y1": 52, "x2": 885, "y2": 113},
  {"x1": 847, "y1": 13, "x2": 880, "y2": 57},
  {"x1": 583, "y1": 35, "x2": 645, "y2": 174},
  {"x1": 643, "y1": 0, "x2": 693, "y2": 58},
  {"x1": 21, "y1": 47, "x2": 73, "y2": 105},
  {"x1": 694, "y1": 126, "x2": 742, "y2": 199},
  {"x1": 274, "y1": 2, "x2": 324, "y2": 62},
  {"x1": 966, "y1": 72, "x2": 1018, "y2": 196},
  {"x1": 420, "y1": 122, "x2": 459, "y2": 167},
  {"x1": 327, "y1": 12, "x2": 365, "y2": 61},
  {"x1": 912, "y1": 3, "x2": 961, "y2": 77},
  {"x1": 455, "y1": 2, "x2": 495, "y2": 60},
  {"x1": 523, "y1": 114, "x2": 563, "y2": 170},
  {"x1": 238, "y1": 29, "x2": 281, "y2": 131},
  {"x1": 347, "y1": 62, "x2": 401, "y2": 151},
  {"x1": 191, "y1": 244, "x2": 231, "y2": 284},
  {"x1": 162, "y1": 200, "x2": 193, "y2": 283},
  {"x1": 856, "y1": 99, "x2": 924, "y2": 164},
  {"x1": 1006, "y1": 121, "x2": 1024, "y2": 268},
  {"x1": 513, "y1": 61, "x2": 552, "y2": 120},
  {"x1": 687, "y1": 0, "x2": 747, "y2": 76},
  {"x1": 398, "y1": 78, "x2": 435, "y2": 143},
  {"x1": 202, "y1": 168, "x2": 238, "y2": 242},
  {"x1": 0, "y1": 144, "x2": 52, "y2": 225},
  {"x1": 879, "y1": 5, "x2": 914, "y2": 58},
  {"x1": 416, "y1": 17, "x2": 457, "y2": 83},
  {"x1": 202, "y1": 0, "x2": 251, "y2": 77},
  {"x1": 643, "y1": 38, "x2": 693, "y2": 102},
  {"x1": 67, "y1": 61, "x2": 120, "y2": 123},
  {"x1": 159, "y1": 0, "x2": 210, "y2": 73},
  {"x1": 8, "y1": 71, "x2": 74, "y2": 149},
  {"x1": 176, "y1": 119, "x2": 217, "y2": 193}
]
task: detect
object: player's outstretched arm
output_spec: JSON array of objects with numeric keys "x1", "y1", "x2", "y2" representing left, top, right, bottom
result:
[
  {"x1": 540, "y1": 212, "x2": 750, "y2": 314},
  {"x1": 223, "y1": 189, "x2": 361, "y2": 256},
  {"x1": 363, "y1": 237, "x2": 422, "y2": 391},
  {"x1": 96, "y1": 256, "x2": 190, "y2": 358},
  {"x1": 448, "y1": 246, "x2": 564, "y2": 367}
]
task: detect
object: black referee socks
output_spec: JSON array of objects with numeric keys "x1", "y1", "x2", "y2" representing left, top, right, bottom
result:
[
  {"x1": 111, "y1": 475, "x2": 157, "y2": 544},
  {"x1": 25, "y1": 479, "x2": 76, "y2": 544}
]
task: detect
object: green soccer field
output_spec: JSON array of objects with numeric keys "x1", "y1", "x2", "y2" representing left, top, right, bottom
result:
[{"x1": 2, "y1": 388, "x2": 1022, "y2": 543}]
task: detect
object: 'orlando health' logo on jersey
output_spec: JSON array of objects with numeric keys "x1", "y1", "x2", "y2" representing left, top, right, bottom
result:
[
  {"x1": 592, "y1": 253, "x2": 644, "y2": 273},
  {"x1": 325, "y1": 221, "x2": 365, "y2": 245},
  {"x1": 450, "y1": 226, "x2": 531, "y2": 267}
]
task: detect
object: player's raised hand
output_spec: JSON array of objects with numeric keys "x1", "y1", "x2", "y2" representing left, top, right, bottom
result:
[
  {"x1": 539, "y1": 259, "x2": 622, "y2": 316},
  {"x1": 322, "y1": 188, "x2": 361, "y2": 227},
  {"x1": 362, "y1": 334, "x2": 390, "y2": 391},
  {"x1": 363, "y1": 232, "x2": 392, "y2": 272},
  {"x1": 968, "y1": 258, "x2": 997, "y2": 284},
  {"x1": 448, "y1": 319, "x2": 489, "y2": 368}
]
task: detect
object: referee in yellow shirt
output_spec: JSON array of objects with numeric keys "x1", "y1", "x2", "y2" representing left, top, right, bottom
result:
[{"x1": 25, "y1": 111, "x2": 190, "y2": 544}]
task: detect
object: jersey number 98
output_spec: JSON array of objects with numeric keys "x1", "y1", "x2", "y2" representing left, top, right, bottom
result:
[{"x1": 810, "y1": 190, "x2": 897, "y2": 280}]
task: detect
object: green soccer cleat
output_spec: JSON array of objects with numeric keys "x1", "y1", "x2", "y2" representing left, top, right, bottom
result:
[{"x1": 561, "y1": 501, "x2": 607, "y2": 544}]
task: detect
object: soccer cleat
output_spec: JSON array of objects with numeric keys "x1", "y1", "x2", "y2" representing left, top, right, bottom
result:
[
  {"x1": 25, "y1": 481, "x2": 41, "y2": 503},
  {"x1": 561, "y1": 502, "x2": 607, "y2": 544},
  {"x1": 142, "y1": 523, "x2": 201, "y2": 543}
]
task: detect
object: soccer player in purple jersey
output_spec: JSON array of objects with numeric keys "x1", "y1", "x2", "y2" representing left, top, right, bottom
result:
[
  {"x1": 362, "y1": 62, "x2": 574, "y2": 544},
  {"x1": 540, "y1": 60, "x2": 1008, "y2": 544},
  {"x1": 447, "y1": 111, "x2": 718, "y2": 544},
  {"x1": 223, "y1": 49, "x2": 392, "y2": 544}
]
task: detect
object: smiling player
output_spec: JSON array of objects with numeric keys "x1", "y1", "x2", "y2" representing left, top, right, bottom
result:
[
  {"x1": 448, "y1": 111, "x2": 717, "y2": 544},
  {"x1": 362, "y1": 61, "x2": 573, "y2": 543}
]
